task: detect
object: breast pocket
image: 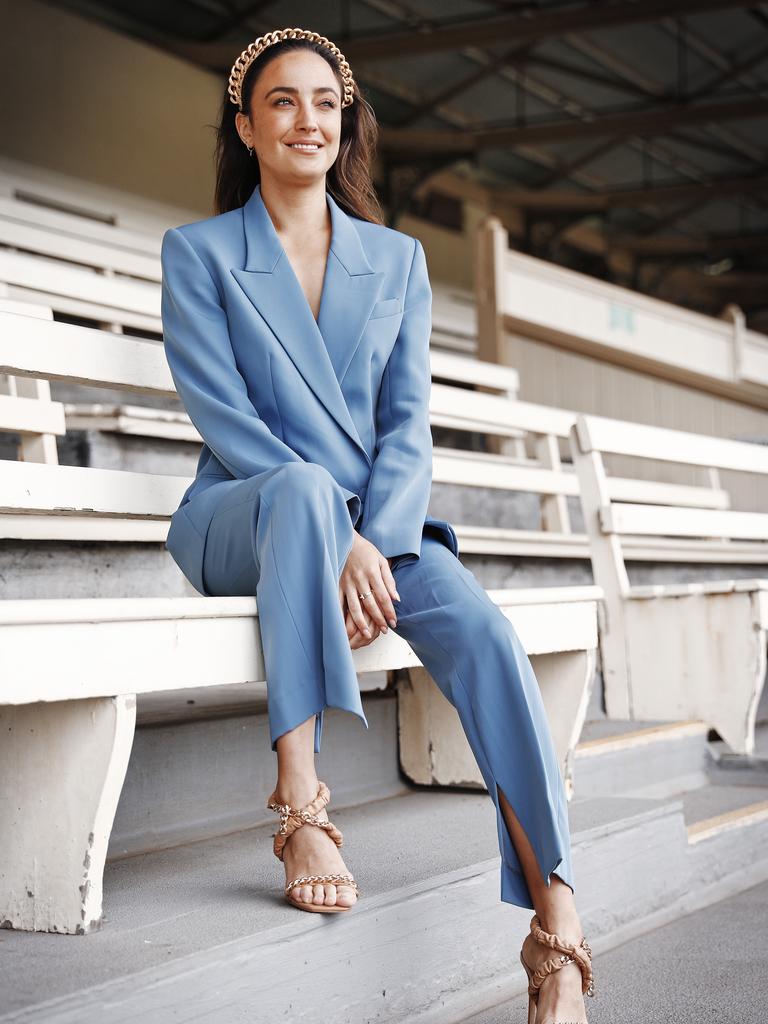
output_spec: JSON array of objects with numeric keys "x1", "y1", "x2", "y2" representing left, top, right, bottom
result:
[{"x1": 369, "y1": 297, "x2": 402, "y2": 319}]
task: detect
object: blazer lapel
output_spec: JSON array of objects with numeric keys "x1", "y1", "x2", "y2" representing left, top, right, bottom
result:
[{"x1": 231, "y1": 183, "x2": 385, "y2": 467}]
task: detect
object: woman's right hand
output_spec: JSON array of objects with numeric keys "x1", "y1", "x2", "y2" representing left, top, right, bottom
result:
[{"x1": 339, "y1": 533, "x2": 399, "y2": 648}]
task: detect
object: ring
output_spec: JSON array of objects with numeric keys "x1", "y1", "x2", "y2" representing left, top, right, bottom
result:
[{"x1": 358, "y1": 590, "x2": 372, "y2": 601}]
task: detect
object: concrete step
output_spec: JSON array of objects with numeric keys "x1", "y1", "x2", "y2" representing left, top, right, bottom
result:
[
  {"x1": 111, "y1": 704, "x2": 760, "y2": 859},
  {"x1": 459, "y1": 877, "x2": 768, "y2": 1023},
  {"x1": 110, "y1": 683, "x2": 403, "y2": 858},
  {"x1": 574, "y1": 719, "x2": 712, "y2": 801},
  {"x1": 4, "y1": 772, "x2": 768, "y2": 1023}
]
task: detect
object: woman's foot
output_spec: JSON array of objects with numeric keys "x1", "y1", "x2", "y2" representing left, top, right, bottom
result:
[
  {"x1": 522, "y1": 915, "x2": 589, "y2": 1024},
  {"x1": 273, "y1": 778, "x2": 358, "y2": 909}
]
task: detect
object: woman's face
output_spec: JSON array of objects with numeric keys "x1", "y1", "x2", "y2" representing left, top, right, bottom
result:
[{"x1": 237, "y1": 50, "x2": 343, "y2": 184}]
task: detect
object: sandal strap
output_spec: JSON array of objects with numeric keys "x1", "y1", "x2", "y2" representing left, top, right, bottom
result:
[
  {"x1": 285, "y1": 872, "x2": 359, "y2": 897},
  {"x1": 528, "y1": 913, "x2": 595, "y2": 998},
  {"x1": 266, "y1": 780, "x2": 344, "y2": 862}
]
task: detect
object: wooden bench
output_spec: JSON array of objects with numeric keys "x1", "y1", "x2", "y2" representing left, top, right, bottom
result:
[
  {"x1": 569, "y1": 412, "x2": 768, "y2": 756},
  {"x1": 0, "y1": 306, "x2": 602, "y2": 934},
  {"x1": 9, "y1": 306, "x2": 741, "y2": 568}
]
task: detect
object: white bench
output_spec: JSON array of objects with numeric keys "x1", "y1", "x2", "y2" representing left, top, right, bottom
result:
[
  {"x1": 569, "y1": 412, "x2": 768, "y2": 756},
  {"x1": 9, "y1": 306, "x2": 739, "y2": 568},
  {"x1": 0, "y1": 306, "x2": 602, "y2": 934}
]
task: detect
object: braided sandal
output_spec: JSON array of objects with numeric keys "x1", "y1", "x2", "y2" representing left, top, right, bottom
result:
[
  {"x1": 519, "y1": 913, "x2": 595, "y2": 1024},
  {"x1": 266, "y1": 780, "x2": 360, "y2": 914}
]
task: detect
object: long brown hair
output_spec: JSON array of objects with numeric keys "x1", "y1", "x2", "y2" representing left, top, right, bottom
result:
[{"x1": 213, "y1": 36, "x2": 383, "y2": 225}]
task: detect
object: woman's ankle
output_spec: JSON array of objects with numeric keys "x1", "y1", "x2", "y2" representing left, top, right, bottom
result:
[{"x1": 273, "y1": 772, "x2": 320, "y2": 806}]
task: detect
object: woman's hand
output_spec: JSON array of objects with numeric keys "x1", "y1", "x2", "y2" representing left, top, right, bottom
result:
[{"x1": 339, "y1": 534, "x2": 400, "y2": 649}]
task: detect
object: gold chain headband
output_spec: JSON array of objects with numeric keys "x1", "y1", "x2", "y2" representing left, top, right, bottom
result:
[{"x1": 228, "y1": 28, "x2": 356, "y2": 112}]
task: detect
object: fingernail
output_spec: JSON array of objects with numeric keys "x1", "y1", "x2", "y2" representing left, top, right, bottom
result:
[
  {"x1": 389, "y1": 619, "x2": 397, "y2": 629},
  {"x1": 381, "y1": 625, "x2": 388, "y2": 633},
  {"x1": 394, "y1": 592, "x2": 401, "y2": 601},
  {"x1": 364, "y1": 628, "x2": 371, "y2": 637}
]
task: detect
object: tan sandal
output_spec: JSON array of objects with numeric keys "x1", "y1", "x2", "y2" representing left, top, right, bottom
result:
[
  {"x1": 519, "y1": 913, "x2": 595, "y2": 1024},
  {"x1": 266, "y1": 780, "x2": 360, "y2": 914}
]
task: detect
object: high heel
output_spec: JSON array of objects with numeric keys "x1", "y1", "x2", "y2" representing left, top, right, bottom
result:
[
  {"x1": 519, "y1": 912, "x2": 595, "y2": 1023},
  {"x1": 266, "y1": 779, "x2": 360, "y2": 913}
]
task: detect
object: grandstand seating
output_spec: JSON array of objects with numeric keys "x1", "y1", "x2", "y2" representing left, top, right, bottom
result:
[
  {"x1": 0, "y1": 300, "x2": 601, "y2": 933},
  {"x1": 2, "y1": 166, "x2": 767, "y2": 946},
  {"x1": 570, "y1": 413, "x2": 768, "y2": 756}
]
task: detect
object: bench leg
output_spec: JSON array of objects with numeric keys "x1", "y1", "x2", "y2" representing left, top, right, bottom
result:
[
  {"x1": 0, "y1": 695, "x2": 136, "y2": 934},
  {"x1": 625, "y1": 592, "x2": 766, "y2": 755},
  {"x1": 398, "y1": 648, "x2": 595, "y2": 799}
]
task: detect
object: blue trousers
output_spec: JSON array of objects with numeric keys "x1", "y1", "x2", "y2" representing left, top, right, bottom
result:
[{"x1": 200, "y1": 462, "x2": 575, "y2": 909}]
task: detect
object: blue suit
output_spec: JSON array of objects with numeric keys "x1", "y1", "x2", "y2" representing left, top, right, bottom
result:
[{"x1": 160, "y1": 182, "x2": 575, "y2": 910}]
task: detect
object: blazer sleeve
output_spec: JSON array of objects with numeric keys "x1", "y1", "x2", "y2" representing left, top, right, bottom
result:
[
  {"x1": 160, "y1": 229, "x2": 361, "y2": 528},
  {"x1": 356, "y1": 237, "x2": 433, "y2": 560}
]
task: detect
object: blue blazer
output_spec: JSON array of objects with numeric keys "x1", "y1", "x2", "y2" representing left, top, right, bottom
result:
[{"x1": 160, "y1": 182, "x2": 460, "y2": 597}]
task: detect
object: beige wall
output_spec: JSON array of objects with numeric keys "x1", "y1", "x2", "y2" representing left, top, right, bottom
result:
[
  {"x1": 0, "y1": 0, "x2": 476, "y2": 291},
  {"x1": 0, "y1": 0, "x2": 221, "y2": 214}
]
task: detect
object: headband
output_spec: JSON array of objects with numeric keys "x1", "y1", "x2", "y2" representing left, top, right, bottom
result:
[{"x1": 228, "y1": 28, "x2": 356, "y2": 112}]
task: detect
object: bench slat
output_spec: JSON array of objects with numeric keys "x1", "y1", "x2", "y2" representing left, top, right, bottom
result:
[
  {"x1": 0, "y1": 311, "x2": 173, "y2": 393},
  {"x1": 0, "y1": 392, "x2": 65, "y2": 435},
  {"x1": 577, "y1": 412, "x2": 768, "y2": 474},
  {"x1": 603, "y1": 501, "x2": 768, "y2": 541},
  {"x1": 0, "y1": 215, "x2": 160, "y2": 281},
  {"x1": 0, "y1": 460, "x2": 187, "y2": 516},
  {"x1": 0, "y1": 592, "x2": 601, "y2": 704}
]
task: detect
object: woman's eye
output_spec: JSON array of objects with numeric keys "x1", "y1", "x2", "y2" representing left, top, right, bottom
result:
[{"x1": 275, "y1": 97, "x2": 336, "y2": 108}]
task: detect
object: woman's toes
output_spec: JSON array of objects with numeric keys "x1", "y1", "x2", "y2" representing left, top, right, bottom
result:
[
  {"x1": 299, "y1": 884, "x2": 314, "y2": 903},
  {"x1": 323, "y1": 883, "x2": 337, "y2": 905},
  {"x1": 336, "y1": 885, "x2": 356, "y2": 907},
  {"x1": 312, "y1": 883, "x2": 326, "y2": 904}
]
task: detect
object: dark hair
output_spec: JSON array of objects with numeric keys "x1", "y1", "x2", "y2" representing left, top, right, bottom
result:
[{"x1": 213, "y1": 37, "x2": 383, "y2": 224}]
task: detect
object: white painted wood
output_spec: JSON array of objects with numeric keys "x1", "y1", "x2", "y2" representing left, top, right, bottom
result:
[
  {"x1": 0, "y1": 694, "x2": 136, "y2": 934},
  {"x1": 0, "y1": 514, "x2": 169, "y2": 541},
  {"x1": 0, "y1": 392, "x2": 65, "y2": 436},
  {"x1": 0, "y1": 251, "x2": 159, "y2": 320},
  {"x1": 63, "y1": 404, "x2": 200, "y2": 441},
  {"x1": 501, "y1": 247, "x2": 768, "y2": 393},
  {"x1": 569, "y1": 423, "x2": 632, "y2": 719},
  {"x1": 0, "y1": 312, "x2": 172, "y2": 393},
  {"x1": 604, "y1": 502, "x2": 768, "y2": 541},
  {"x1": 398, "y1": 645, "x2": 596, "y2": 798},
  {"x1": 0, "y1": 210, "x2": 160, "y2": 281},
  {"x1": 621, "y1": 590, "x2": 766, "y2": 755},
  {"x1": 0, "y1": 155, "x2": 200, "y2": 238},
  {"x1": 569, "y1": 412, "x2": 768, "y2": 750},
  {"x1": 576, "y1": 412, "x2": 768, "y2": 474},
  {"x1": 429, "y1": 350, "x2": 518, "y2": 395},
  {"x1": 0, "y1": 590, "x2": 601, "y2": 705},
  {"x1": 0, "y1": 461, "x2": 188, "y2": 517},
  {"x1": 450, "y1": 526, "x2": 768, "y2": 563}
]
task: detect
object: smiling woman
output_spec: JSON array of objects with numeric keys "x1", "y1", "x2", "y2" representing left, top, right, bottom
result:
[
  {"x1": 160, "y1": 26, "x2": 594, "y2": 1020},
  {"x1": 213, "y1": 32, "x2": 381, "y2": 220}
]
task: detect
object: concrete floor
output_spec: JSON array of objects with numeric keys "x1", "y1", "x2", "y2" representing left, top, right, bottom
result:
[{"x1": 460, "y1": 877, "x2": 768, "y2": 1024}]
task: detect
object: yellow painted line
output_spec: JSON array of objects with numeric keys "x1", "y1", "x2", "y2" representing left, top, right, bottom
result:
[
  {"x1": 576, "y1": 720, "x2": 707, "y2": 758},
  {"x1": 688, "y1": 800, "x2": 768, "y2": 844}
]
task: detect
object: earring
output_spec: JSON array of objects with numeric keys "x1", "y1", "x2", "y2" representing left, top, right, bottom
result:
[{"x1": 246, "y1": 144, "x2": 254, "y2": 157}]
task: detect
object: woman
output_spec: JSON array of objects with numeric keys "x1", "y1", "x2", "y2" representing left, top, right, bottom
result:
[{"x1": 160, "y1": 28, "x2": 594, "y2": 1023}]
